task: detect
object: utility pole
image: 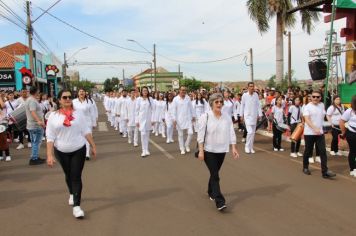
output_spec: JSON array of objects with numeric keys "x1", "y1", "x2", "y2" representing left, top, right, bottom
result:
[
  {"x1": 287, "y1": 31, "x2": 292, "y2": 86},
  {"x1": 153, "y1": 44, "x2": 157, "y2": 92},
  {"x1": 178, "y1": 64, "x2": 181, "y2": 83},
  {"x1": 249, "y1": 48, "x2": 254, "y2": 82},
  {"x1": 63, "y1": 52, "x2": 68, "y2": 89},
  {"x1": 122, "y1": 68, "x2": 125, "y2": 87},
  {"x1": 26, "y1": 1, "x2": 35, "y2": 86}
]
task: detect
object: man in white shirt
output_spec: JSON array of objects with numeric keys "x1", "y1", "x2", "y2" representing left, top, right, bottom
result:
[
  {"x1": 302, "y1": 90, "x2": 336, "y2": 179},
  {"x1": 240, "y1": 82, "x2": 262, "y2": 154},
  {"x1": 115, "y1": 89, "x2": 130, "y2": 137},
  {"x1": 172, "y1": 86, "x2": 196, "y2": 155}
]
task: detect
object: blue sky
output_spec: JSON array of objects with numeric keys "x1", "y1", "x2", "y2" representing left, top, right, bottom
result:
[{"x1": 0, "y1": 0, "x2": 347, "y2": 83}]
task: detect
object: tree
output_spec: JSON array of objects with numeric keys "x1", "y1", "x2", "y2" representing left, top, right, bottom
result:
[
  {"x1": 267, "y1": 74, "x2": 276, "y2": 88},
  {"x1": 180, "y1": 76, "x2": 202, "y2": 91},
  {"x1": 246, "y1": 0, "x2": 320, "y2": 83},
  {"x1": 70, "y1": 80, "x2": 96, "y2": 92},
  {"x1": 104, "y1": 78, "x2": 113, "y2": 92}
]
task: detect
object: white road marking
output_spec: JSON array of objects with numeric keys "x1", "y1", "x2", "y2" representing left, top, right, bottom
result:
[
  {"x1": 98, "y1": 122, "x2": 108, "y2": 132},
  {"x1": 149, "y1": 139, "x2": 175, "y2": 160}
]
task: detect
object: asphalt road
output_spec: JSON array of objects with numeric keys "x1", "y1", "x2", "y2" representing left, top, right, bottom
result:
[{"x1": 0, "y1": 102, "x2": 355, "y2": 236}]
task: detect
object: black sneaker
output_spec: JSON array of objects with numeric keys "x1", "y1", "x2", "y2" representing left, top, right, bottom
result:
[
  {"x1": 29, "y1": 159, "x2": 45, "y2": 165},
  {"x1": 85, "y1": 156, "x2": 91, "y2": 161},
  {"x1": 37, "y1": 157, "x2": 46, "y2": 162},
  {"x1": 217, "y1": 204, "x2": 227, "y2": 211},
  {"x1": 322, "y1": 170, "x2": 336, "y2": 179},
  {"x1": 303, "y1": 168, "x2": 311, "y2": 175}
]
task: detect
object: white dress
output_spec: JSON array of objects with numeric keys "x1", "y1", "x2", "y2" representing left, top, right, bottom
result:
[{"x1": 135, "y1": 97, "x2": 155, "y2": 132}]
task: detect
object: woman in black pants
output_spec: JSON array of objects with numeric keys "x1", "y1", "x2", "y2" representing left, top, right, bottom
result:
[
  {"x1": 197, "y1": 93, "x2": 239, "y2": 211},
  {"x1": 288, "y1": 96, "x2": 303, "y2": 157},
  {"x1": 46, "y1": 89, "x2": 96, "y2": 219},
  {"x1": 326, "y1": 96, "x2": 344, "y2": 156},
  {"x1": 271, "y1": 96, "x2": 285, "y2": 151},
  {"x1": 340, "y1": 95, "x2": 356, "y2": 177}
]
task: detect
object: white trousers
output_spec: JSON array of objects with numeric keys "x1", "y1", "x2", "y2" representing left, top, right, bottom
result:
[
  {"x1": 166, "y1": 124, "x2": 174, "y2": 142},
  {"x1": 177, "y1": 128, "x2": 193, "y2": 151},
  {"x1": 128, "y1": 126, "x2": 139, "y2": 145},
  {"x1": 120, "y1": 119, "x2": 128, "y2": 135},
  {"x1": 140, "y1": 131, "x2": 150, "y2": 153},
  {"x1": 245, "y1": 125, "x2": 256, "y2": 151}
]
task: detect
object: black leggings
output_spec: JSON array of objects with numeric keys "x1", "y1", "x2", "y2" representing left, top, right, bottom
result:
[
  {"x1": 272, "y1": 124, "x2": 283, "y2": 150},
  {"x1": 54, "y1": 145, "x2": 86, "y2": 207},
  {"x1": 331, "y1": 126, "x2": 341, "y2": 152},
  {"x1": 346, "y1": 130, "x2": 356, "y2": 171},
  {"x1": 290, "y1": 123, "x2": 301, "y2": 153},
  {"x1": 19, "y1": 130, "x2": 31, "y2": 144},
  {"x1": 204, "y1": 152, "x2": 226, "y2": 208}
]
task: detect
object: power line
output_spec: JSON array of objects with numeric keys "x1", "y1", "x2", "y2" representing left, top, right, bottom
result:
[
  {"x1": 0, "y1": 0, "x2": 26, "y2": 25},
  {"x1": 0, "y1": 11, "x2": 26, "y2": 30},
  {"x1": 158, "y1": 51, "x2": 247, "y2": 64},
  {"x1": 32, "y1": 3, "x2": 149, "y2": 55}
]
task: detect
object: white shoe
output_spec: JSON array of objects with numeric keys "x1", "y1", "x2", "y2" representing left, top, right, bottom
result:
[
  {"x1": 0, "y1": 156, "x2": 3, "y2": 161},
  {"x1": 290, "y1": 153, "x2": 298, "y2": 158},
  {"x1": 27, "y1": 143, "x2": 32, "y2": 148},
  {"x1": 25, "y1": 135, "x2": 28, "y2": 139},
  {"x1": 241, "y1": 138, "x2": 246, "y2": 143},
  {"x1": 171, "y1": 140, "x2": 174, "y2": 143},
  {"x1": 13, "y1": 138, "x2": 19, "y2": 143},
  {"x1": 180, "y1": 150, "x2": 186, "y2": 155},
  {"x1": 279, "y1": 148, "x2": 284, "y2": 152},
  {"x1": 134, "y1": 143, "x2": 138, "y2": 147},
  {"x1": 128, "y1": 140, "x2": 132, "y2": 144},
  {"x1": 244, "y1": 147, "x2": 250, "y2": 154},
  {"x1": 114, "y1": 127, "x2": 118, "y2": 131},
  {"x1": 42, "y1": 137, "x2": 45, "y2": 141},
  {"x1": 273, "y1": 148, "x2": 278, "y2": 152},
  {"x1": 330, "y1": 151, "x2": 336, "y2": 156},
  {"x1": 309, "y1": 157, "x2": 315, "y2": 164},
  {"x1": 73, "y1": 206, "x2": 84, "y2": 219},
  {"x1": 145, "y1": 151, "x2": 151, "y2": 156},
  {"x1": 350, "y1": 170, "x2": 356, "y2": 177},
  {"x1": 122, "y1": 134, "x2": 127, "y2": 138},
  {"x1": 250, "y1": 149, "x2": 255, "y2": 154},
  {"x1": 315, "y1": 156, "x2": 321, "y2": 163},
  {"x1": 16, "y1": 144, "x2": 24, "y2": 150},
  {"x1": 155, "y1": 133, "x2": 158, "y2": 137},
  {"x1": 68, "y1": 195, "x2": 74, "y2": 206},
  {"x1": 186, "y1": 147, "x2": 191, "y2": 153},
  {"x1": 162, "y1": 135, "x2": 166, "y2": 138},
  {"x1": 166, "y1": 140, "x2": 170, "y2": 144},
  {"x1": 297, "y1": 152, "x2": 303, "y2": 157},
  {"x1": 335, "y1": 151, "x2": 342, "y2": 156},
  {"x1": 5, "y1": 156, "x2": 11, "y2": 162},
  {"x1": 141, "y1": 152, "x2": 146, "y2": 157}
]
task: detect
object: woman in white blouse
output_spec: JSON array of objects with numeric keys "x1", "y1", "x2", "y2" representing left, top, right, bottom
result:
[
  {"x1": 135, "y1": 87, "x2": 155, "y2": 157},
  {"x1": 197, "y1": 93, "x2": 239, "y2": 211},
  {"x1": 164, "y1": 92, "x2": 175, "y2": 143},
  {"x1": 153, "y1": 93, "x2": 166, "y2": 138},
  {"x1": 46, "y1": 89, "x2": 96, "y2": 219},
  {"x1": 192, "y1": 92, "x2": 208, "y2": 132},
  {"x1": 326, "y1": 96, "x2": 344, "y2": 156}
]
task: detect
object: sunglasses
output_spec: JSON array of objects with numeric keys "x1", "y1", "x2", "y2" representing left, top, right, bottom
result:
[
  {"x1": 312, "y1": 96, "x2": 321, "y2": 99},
  {"x1": 214, "y1": 100, "x2": 224, "y2": 104},
  {"x1": 61, "y1": 96, "x2": 72, "y2": 100}
]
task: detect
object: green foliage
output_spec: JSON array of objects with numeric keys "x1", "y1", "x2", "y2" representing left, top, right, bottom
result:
[
  {"x1": 180, "y1": 76, "x2": 202, "y2": 91},
  {"x1": 103, "y1": 77, "x2": 120, "y2": 92},
  {"x1": 70, "y1": 80, "x2": 95, "y2": 92},
  {"x1": 267, "y1": 75, "x2": 276, "y2": 88}
]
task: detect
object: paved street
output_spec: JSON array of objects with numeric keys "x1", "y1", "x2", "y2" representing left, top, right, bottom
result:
[{"x1": 0, "y1": 103, "x2": 355, "y2": 236}]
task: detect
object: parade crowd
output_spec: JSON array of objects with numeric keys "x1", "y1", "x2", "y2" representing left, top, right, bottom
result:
[{"x1": 0, "y1": 82, "x2": 355, "y2": 218}]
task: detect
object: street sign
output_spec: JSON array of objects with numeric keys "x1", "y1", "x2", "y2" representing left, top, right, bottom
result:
[
  {"x1": 0, "y1": 71, "x2": 15, "y2": 83},
  {"x1": 337, "y1": 0, "x2": 356, "y2": 9},
  {"x1": 172, "y1": 79, "x2": 179, "y2": 89}
]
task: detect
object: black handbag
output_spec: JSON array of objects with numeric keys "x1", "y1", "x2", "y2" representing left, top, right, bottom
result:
[{"x1": 194, "y1": 114, "x2": 209, "y2": 158}]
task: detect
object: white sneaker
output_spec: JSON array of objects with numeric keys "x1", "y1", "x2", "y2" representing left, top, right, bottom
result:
[
  {"x1": 290, "y1": 153, "x2": 298, "y2": 158},
  {"x1": 27, "y1": 143, "x2": 32, "y2": 148},
  {"x1": 171, "y1": 140, "x2": 174, "y2": 143},
  {"x1": 315, "y1": 156, "x2": 321, "y2": 163},
  {"x1": 273, "y1": 148, "x2": 278, "y2": 152},
  {"x1": 330, "y1": 151, "x2": 336, "y2": 156},
  {"x1": 309, "y1": 157, "x2": 315, "y2": 164},
  {"x1": 241, "y1": 138, "x2": 246, "y2": 143},
  {"x1": 145, "y1": 151, "x2": 151, "y2": 156},
  {"x1": 162, "y1": 134, "x2": 166, "y2": 138},
  {"x1": 186, "y1": 147, "x2": 191, "y2": 153},
  {"x1": 250, "y1": 149, "x2": 255, "y2": 154},
  {"x1": 68, "y1": 195, "x2": 74, "y2": 206},
  {"x1": 134, "y1": 143, "x2": 138, "y2": 147},
  {"x1": 141, "y1": 152, "x2": 146, "y2": 157},
  {"x1": 5, "y1": 156, "x2": 11, "y2": 162},
  {"x1": 350, "y1": 170, "x2": 356, "y2": 177},
  {"x1": 73, "y1": 206, "x2": 84, "y2": 219},
  {"x1": 42, "y1": 137, "x2": 45, "y2": 141},
  {"x1": 16, "y1": 144, "x2": 24, "y2": 150},
  {"x1": 166, "y1": 140, "x2": 170, "y2": 144},
  {"x1": 244, "y1": 147, "x2": 250, "y2": 154},
  {"x1": 25, "y1": 135, "x2": 28, "y2": 139},
  {"x1": 297, "y1": 152, "x2": 303, "y2": 157},
  {"x1": 13, "y1": 138, "x2": 19, "y2": 143},
  {"x1": 114, "y1": 127, "x2": 118, "y2": 131},
  {"x1": 128, "y1": 140, "x2": 132, "y2": 144},
  {"x1": 155, "y1": 133, "x2": 159, "y2": 137},
  {"x1": 335, "y1": 151, "x2": 342, "y2": 156},
  {"x1": 279, "y1": 148, "x2": 284, "y2": 152},
  {"x1": 180, "y1": 150, "x2": 186, "y2": 155}
]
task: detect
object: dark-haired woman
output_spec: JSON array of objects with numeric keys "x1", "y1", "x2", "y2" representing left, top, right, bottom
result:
[
  {"x1": 46, "y1": 90, "x2": 96, "y2": 219},
  {"x1": 192, "y1": 93, "x2": 207, "y2": 132},
  {"x1": 326, "y1": 96, "x2": 344, "y2": 156},
  {"x1": 135, "y1": 87, "x2": 155, "y2": 157},
  {"x1": 288, "y1": 96, "x2": 303, "y2": 158},
  {"x1": 340, "y1": 95, "x2": 356, "y2": 177},
  {"x1": 164, "y1": 93, "x2": 175, "y2": 143},
  {"x1": 73, "y1": 89, "x2": 93, "y2": 160}
]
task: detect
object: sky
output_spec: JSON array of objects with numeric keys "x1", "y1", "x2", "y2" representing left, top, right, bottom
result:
[{"x1": 0, "y1": 0, "x2": 347, "y2": 83}]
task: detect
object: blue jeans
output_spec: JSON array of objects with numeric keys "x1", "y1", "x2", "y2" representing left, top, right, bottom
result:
[{"x1": 28, "y1": 128, "x2": 44, "y2": 160}]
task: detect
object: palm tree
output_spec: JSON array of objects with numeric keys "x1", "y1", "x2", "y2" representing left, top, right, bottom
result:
[{"x1": 247, "y1": 0, "x2": 320, "y2": 83}]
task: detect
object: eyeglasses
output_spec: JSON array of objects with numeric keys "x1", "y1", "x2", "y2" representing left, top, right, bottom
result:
[
  {"x1": 214, "y1": 100, "x2": 224, "y2": 104},
  {"x1": 61, "y1": 96, "x2": 72, "y2": 100},
  {"x1": 312, "y1": 96, "x2": 321, "y2": 99}
]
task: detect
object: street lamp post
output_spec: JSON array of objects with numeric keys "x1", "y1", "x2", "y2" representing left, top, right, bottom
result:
[
  {"x1": 127, "y1": 39, "x2": 157, "y2": 91},
  {"x1": 63, "y1": 47, "x2": 88, "y2": 88}
]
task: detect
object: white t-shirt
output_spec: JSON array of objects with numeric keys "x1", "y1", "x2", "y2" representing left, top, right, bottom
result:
[
  {"x1": 341, "y1": 108, "x2": 356, "y2": 133},
  {"x1": 303, "y1": 103, "x2": 326, "y2": 135},
  {"x1": 326, "y1": 105, "x2": 344, "y2": 126},
  {"x1": 288, "y1": 105, "x2": 301, "y2": 124},
  {"x1": 272, "y1": 106, "x2": 284, "y2": 124}
]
